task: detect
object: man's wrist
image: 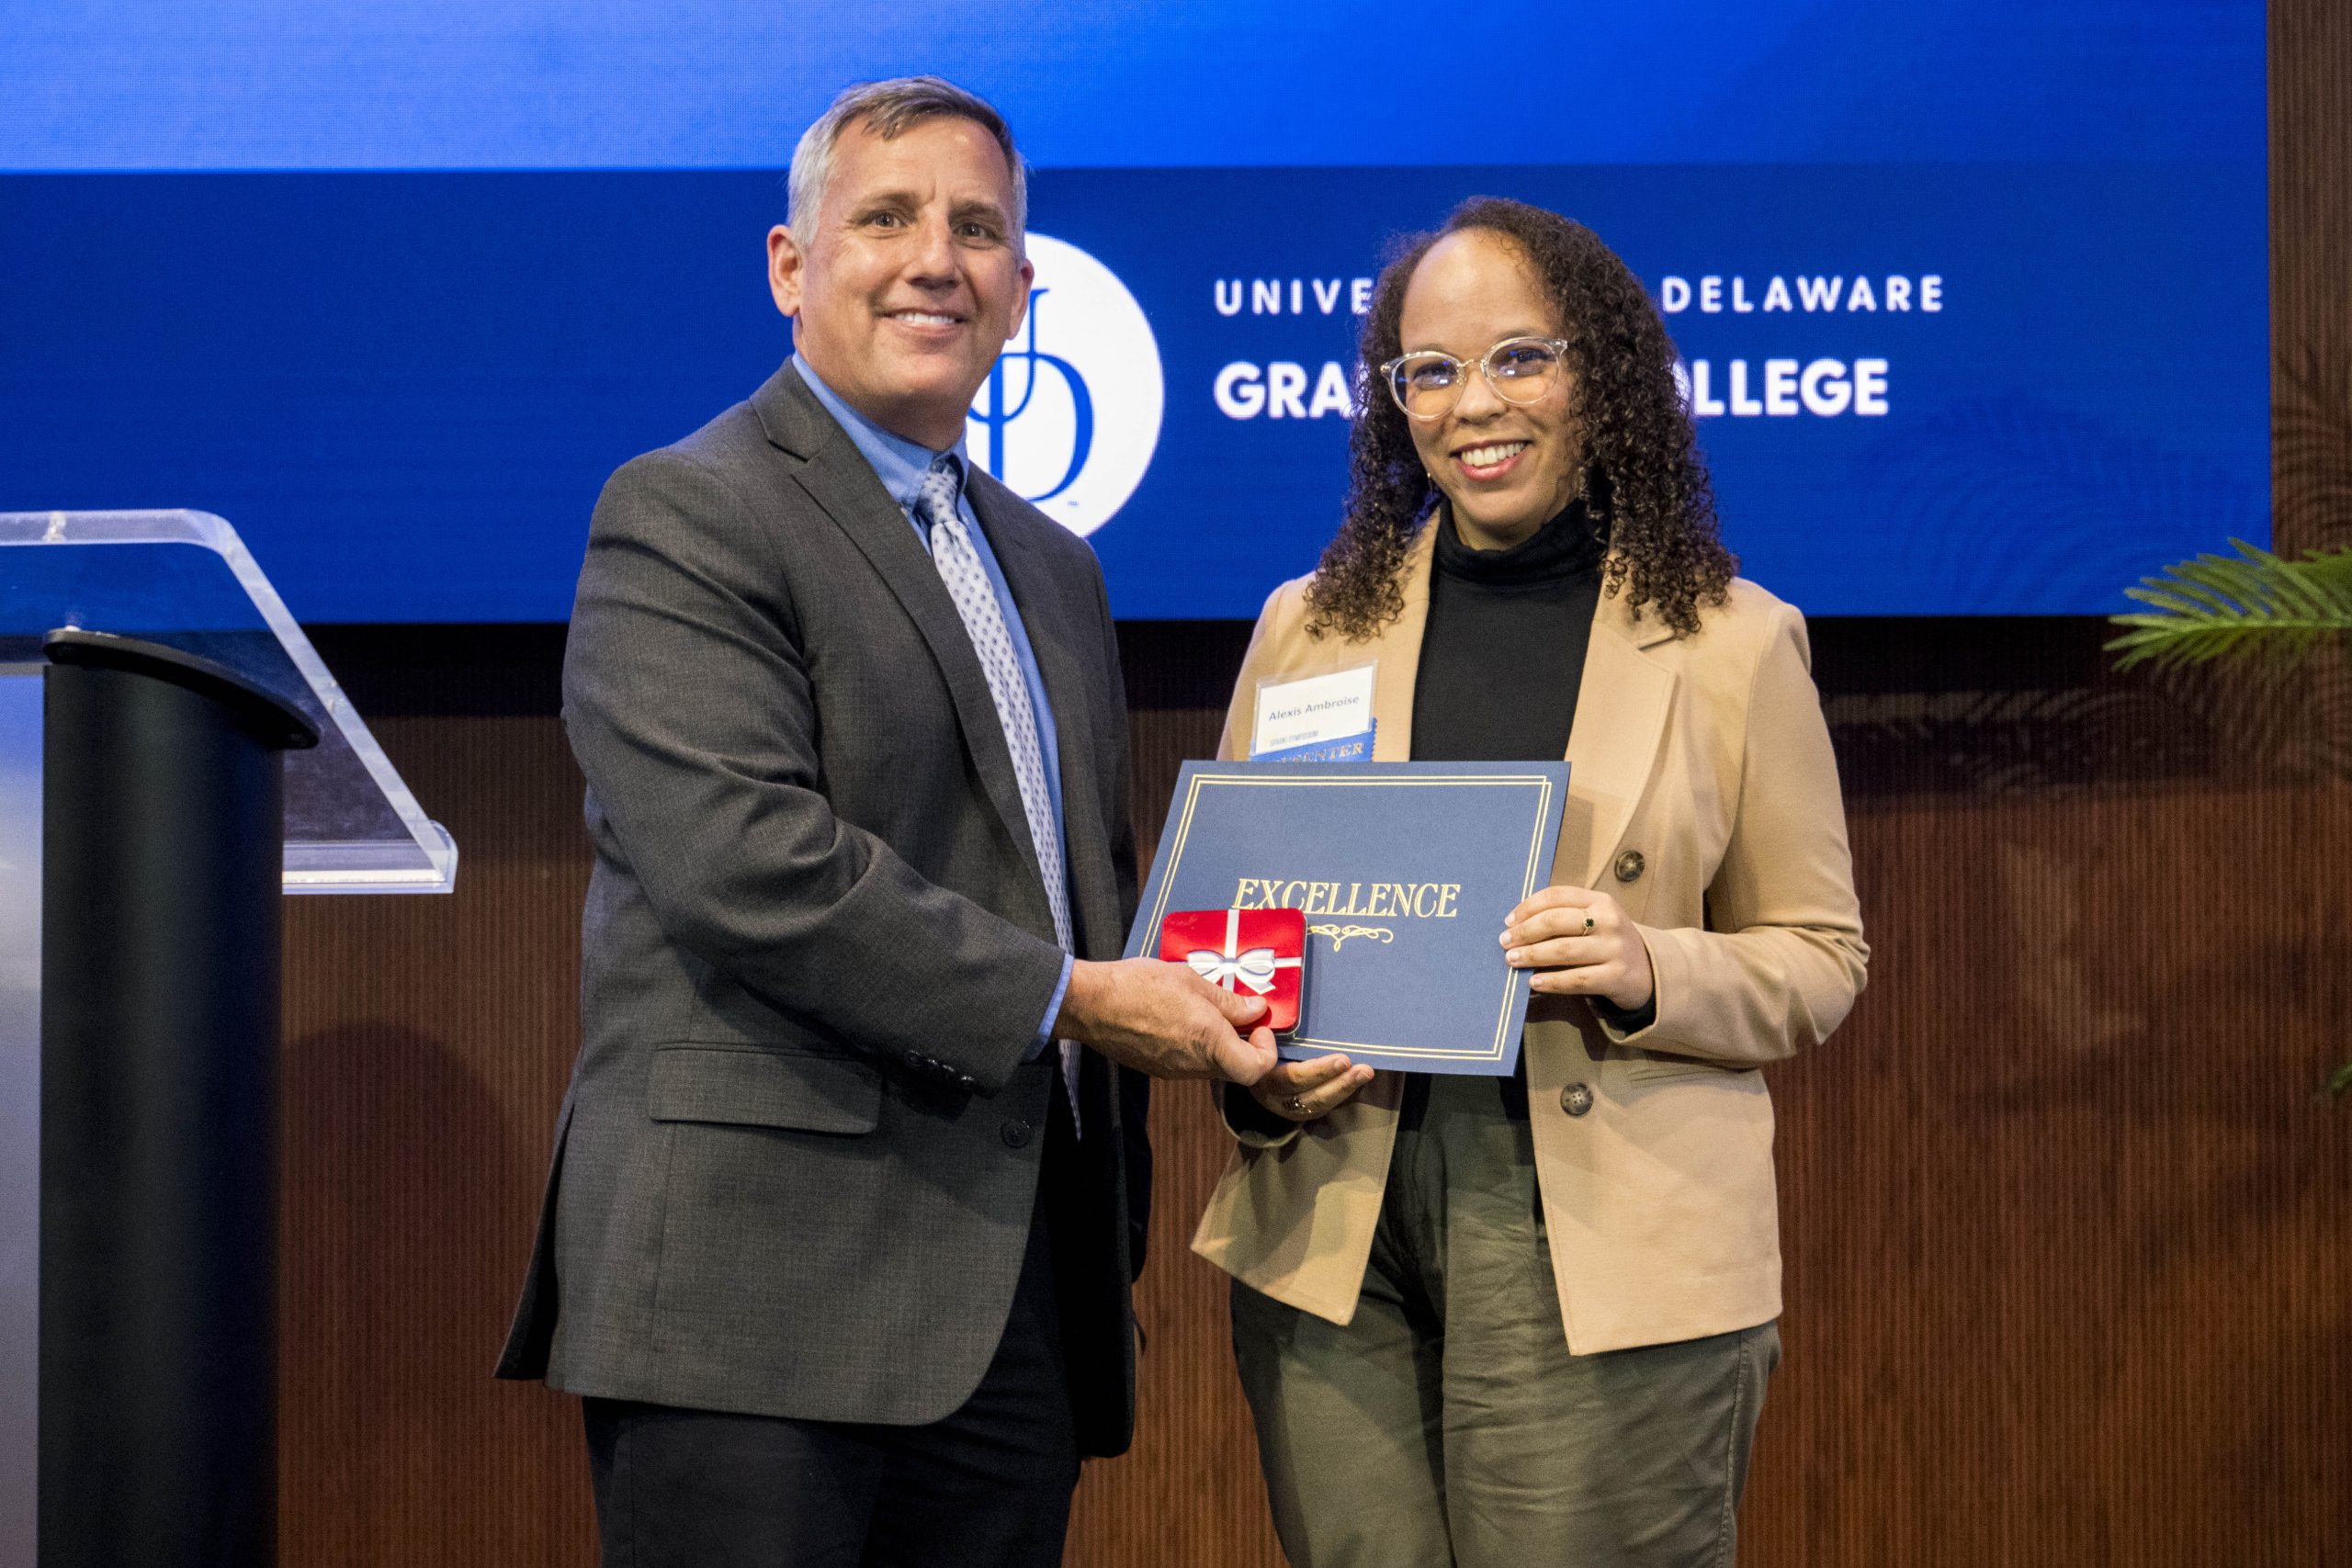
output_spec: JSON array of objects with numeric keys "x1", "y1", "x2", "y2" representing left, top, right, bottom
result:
[
  {"x1": 1027, "y1": 953, "x2": 1076, "y2": 1061},
  {"x1": 1054, "y1": 959, "x2": 1102, "y2": 1043}
]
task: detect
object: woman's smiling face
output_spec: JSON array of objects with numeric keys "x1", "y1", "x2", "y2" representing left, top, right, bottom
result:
[{"x1": 1396, "y1": 229, "x2": 1585, "y2": 550}]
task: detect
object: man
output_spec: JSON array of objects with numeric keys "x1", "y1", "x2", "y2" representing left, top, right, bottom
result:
[{"x1": 497, "y1": 76, "x2": 1276, "y2": 1567}]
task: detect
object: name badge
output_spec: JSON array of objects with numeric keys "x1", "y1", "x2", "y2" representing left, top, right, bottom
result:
[{"x1": 1251, "y1": 664, "x2": 1375, "y2": 762}]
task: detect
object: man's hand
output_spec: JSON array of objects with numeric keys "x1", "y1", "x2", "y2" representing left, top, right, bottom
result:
[{"x1": 1055, "y1": 959, "x2": 1280, "y2": 1084}]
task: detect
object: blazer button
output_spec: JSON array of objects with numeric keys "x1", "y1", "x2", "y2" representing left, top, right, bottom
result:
[
  {"x1": 1001, "y1": 1119, "x2": 1032, "y2": 1148},
  {"x1": 1613, "y1": 849, "x2": 1645, "y2": 885},
  {"x1": 1560, "y1": 1082, "x2": 1594, "y2": 1118},
  {"x1": 957, "y1": 1075, "x2": 981, "y2": 1094}
]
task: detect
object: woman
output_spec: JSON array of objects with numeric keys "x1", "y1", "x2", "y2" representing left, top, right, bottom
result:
[{"x1": 1191, "y1": 197, "x2": 1869, "y2": 1568}]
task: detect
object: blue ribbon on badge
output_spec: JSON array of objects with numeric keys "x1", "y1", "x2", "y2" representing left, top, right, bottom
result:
[{"x1": 1251, "y1": 721, "x2": 1374, "y2": 763}]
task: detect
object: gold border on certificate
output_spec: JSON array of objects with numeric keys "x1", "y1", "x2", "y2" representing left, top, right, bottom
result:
[{"x1": 1141, "y1": 770, "x2": 1558, "y2": 1065}]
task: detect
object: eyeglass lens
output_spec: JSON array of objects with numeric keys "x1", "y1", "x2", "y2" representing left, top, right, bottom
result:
[{"x1": 1390, "y1": 338, "x2": 1562, "y2": 418}]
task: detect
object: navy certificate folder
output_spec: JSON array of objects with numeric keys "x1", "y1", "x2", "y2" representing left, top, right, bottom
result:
[{"x1": 1125, "y1": 761, "x2": 1569, "y2": 1076}]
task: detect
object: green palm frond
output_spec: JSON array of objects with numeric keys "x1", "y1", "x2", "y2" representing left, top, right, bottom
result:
[{"x1": 2106, "y1": 539, "x2": 2352, "y2": 671}]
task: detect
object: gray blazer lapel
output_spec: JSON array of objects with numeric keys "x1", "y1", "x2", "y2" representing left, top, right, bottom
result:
[
  {"x1": 968, "y1": 474, "x2": 1122, "y2": 960},
  {"x1": 752, "y1": 366, "x2": 1046, "y2": 905}
]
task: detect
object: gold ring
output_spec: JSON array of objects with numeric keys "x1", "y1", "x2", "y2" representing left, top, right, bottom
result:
[{"x1": 1582, "y1": 914, "x2": 1596, "y2": 934}]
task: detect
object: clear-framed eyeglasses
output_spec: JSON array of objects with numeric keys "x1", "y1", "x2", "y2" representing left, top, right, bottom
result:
[{"x1": 1380, "y1": 335, "x2": 1572, "y2": 421}]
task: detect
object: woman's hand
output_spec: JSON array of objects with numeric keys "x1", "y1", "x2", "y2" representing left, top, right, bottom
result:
[
  {"x1": 1502, "y1": 885, "x2": 1656, "y2": 1010},
  {"x1": 1248, "y1": 1053, "x2": 1376, "y2": 1122}
]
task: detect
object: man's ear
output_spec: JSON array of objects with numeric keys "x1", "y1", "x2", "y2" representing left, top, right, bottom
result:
[
  {"x1": 768, "y1": 225, "x2": 804, "y2": 320},
  {"x1": 1007, "y1": 254, "x2": 1035, "y2": 336}
]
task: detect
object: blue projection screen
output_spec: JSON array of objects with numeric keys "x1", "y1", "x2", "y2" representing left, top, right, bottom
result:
[{"x1": 0, "y1": 2, "x2": 2266, "y2": 622}]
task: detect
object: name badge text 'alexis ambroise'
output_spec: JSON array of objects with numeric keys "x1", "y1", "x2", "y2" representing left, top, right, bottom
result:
[{"x1": 1230, "y1": 879, "x2": 1463, "y2": 919}]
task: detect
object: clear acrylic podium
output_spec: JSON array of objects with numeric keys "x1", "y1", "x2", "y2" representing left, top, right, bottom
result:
[{"x1": 0, "y1": 510, "x2": 458, "y2": 1568}]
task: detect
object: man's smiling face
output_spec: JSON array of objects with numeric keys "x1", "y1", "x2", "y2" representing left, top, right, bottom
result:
[{"x1": 769, "y1": 114, "x2": 1033, "y2": 450}]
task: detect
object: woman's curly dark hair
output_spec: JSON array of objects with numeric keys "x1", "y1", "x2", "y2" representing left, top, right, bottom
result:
[{"x1": 1303, "y1": 197, "x2": 1736, "y2": 641}]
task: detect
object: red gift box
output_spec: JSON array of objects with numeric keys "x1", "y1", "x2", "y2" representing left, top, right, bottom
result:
[{"x1": 1157, "y1": 908, "x2": 1306, "y2": 1033}]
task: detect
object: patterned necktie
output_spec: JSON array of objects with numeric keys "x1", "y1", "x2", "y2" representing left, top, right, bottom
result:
[{"x1": 911, "y1": 456, "x2": 1082, "y2": 1123}]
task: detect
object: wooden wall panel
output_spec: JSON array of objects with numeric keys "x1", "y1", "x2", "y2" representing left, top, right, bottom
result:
[
  {"x1": 278, "y1": 713, "x2": 594, "y2": 1567},
  {"x1": 280, "y1": 659, "x2": 2352, "y2": 1568},
  {"x1": 1750, "y1": 781, "x2": 2352, "y2": 1566},
  {"x1": 1065, "y1": 623, "x2": 1283, "y2": 1568},
  {"x1": 2275, "y1": 0, "x2": 2352, "y2": 524},
  {"x1": 272, "y1": 7, "x2": 2351, "y2": 1562}
]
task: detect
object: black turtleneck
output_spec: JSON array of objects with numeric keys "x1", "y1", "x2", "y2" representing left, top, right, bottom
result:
[
  {"x1": 1226, "y1": 496, "x2": 1639, "y2": 1140},
  {"x1": 1405, "y1": 494, "x2": 1654, "y2": 1099},
  {"x1": 1409, "y1": 497, "x2": 1603, "y2": 763}
]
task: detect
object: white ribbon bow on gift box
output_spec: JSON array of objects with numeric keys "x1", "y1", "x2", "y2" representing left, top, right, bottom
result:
[{"x1": 1184, "y1": 908, "x2": 1302, "y2": 996}]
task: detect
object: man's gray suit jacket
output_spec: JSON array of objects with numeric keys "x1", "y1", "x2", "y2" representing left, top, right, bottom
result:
[{"x1": 497, "y1": 362, "x2": 1150, "y2": 1455}]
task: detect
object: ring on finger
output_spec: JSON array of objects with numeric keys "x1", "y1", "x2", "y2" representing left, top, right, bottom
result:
[
  {"x1": 1581, "y1": 913, "x2": 1596, "y2": 934},
  {"x1": 1284, "y1": 1095, "x2": 1308, "y2": 1115}
]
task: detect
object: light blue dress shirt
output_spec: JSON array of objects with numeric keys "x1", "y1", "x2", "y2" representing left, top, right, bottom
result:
[{"x1": 795, "y1": 355, "x2": 1075, "y2": 1054}]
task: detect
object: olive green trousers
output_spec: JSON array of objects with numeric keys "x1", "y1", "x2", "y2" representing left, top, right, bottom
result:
[{"x1": 1231, "y1": 1071, "x2": 1779, "y2": 1568}]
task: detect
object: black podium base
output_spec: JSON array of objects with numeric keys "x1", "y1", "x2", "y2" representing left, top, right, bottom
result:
[{"x1": 39, "y1": 631, "x2": 314, "y2": 1568}]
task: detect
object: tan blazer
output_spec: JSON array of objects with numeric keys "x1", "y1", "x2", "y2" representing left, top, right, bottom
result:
[{"x1": 1190, "y1": 521, "x2": 1868, "y2": 1354}]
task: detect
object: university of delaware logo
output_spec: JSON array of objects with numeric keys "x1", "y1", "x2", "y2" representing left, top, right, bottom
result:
[{"x1": 967, "y1": 233, "x2": 1163, "y2": 538}]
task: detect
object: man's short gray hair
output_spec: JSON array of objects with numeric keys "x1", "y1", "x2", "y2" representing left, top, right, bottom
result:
[{"x1": 787, "y1": 76, "x2": 1027, "y2": 249}]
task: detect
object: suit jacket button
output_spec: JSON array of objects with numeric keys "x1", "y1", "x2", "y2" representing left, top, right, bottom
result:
[
  {"x1": 1560, "y1": 1082, "x2": 1594, "y2": 1118},
  {"x1": 902, "y1": 1050, "x2": 926, "y2": 1068},
  {"x1": 957, "y1": 1075, "x2": 981, "y2": 1094},
  {"x1": 1001, "y1": 1119, "x2": 1032, "y2": 1148},
  {"x1": 1612, "y1": 849, "x2": 1645, "y2": 884}
]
